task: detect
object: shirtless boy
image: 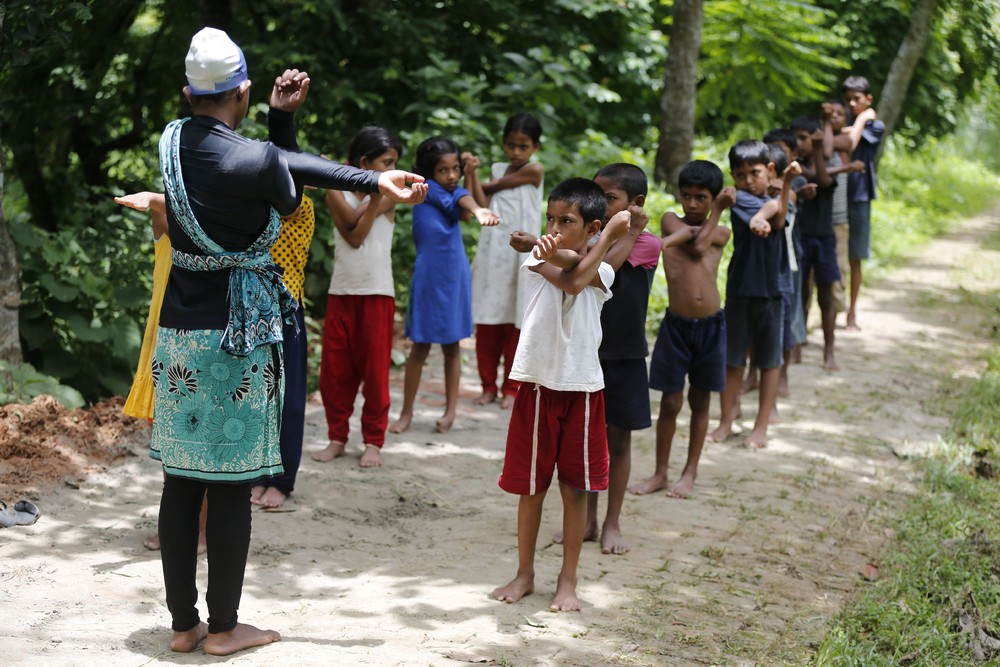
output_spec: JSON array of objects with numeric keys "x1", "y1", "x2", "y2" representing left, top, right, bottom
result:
[{"x1": 631, "y1": 161, "x2": 734, "y2": 498}]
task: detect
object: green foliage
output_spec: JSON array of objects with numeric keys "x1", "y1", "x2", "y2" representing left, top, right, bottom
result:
[
  {"x1": 697, "y1": 0, "x2": 849, "y2": 135},
  {"x1": 0, "y1": 360, "x2": 85, "y2": 408},
  {"x1": 8, "y1": 183, "x2": 152, "y2": 402}
]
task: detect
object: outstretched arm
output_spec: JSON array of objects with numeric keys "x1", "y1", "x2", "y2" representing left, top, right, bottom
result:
[
  {"x1": 115, "y1": 191, "x2": 168, "y2": 240},
  {"x1": 458, "y1": 194, "x2": 500, "y2": 226}
]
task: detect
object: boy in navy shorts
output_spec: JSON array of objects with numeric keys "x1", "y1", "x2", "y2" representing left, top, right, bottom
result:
[
  {"x1": 493, "y1": 179, "x2": 629, "y2": 612},
  {"x1": 709, "y1": 141, "x2": 801, "y2": 449},
  {"x1": 631, "y1": 161, "x2": 734, "y2": 498}
]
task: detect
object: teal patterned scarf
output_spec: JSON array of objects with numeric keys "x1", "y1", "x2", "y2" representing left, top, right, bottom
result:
[{"x1": 159, "y1": 118, "x2": 298, "y2": 357}]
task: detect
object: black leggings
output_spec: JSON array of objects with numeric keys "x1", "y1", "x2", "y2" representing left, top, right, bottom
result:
[{"x1": 159, "y1": 474, "x2": 252, "y2": 634}]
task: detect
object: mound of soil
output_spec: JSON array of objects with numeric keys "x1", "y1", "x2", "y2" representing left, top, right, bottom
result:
[{"x1": 0, "y1": 395, "x2": 149, "y2": 499}]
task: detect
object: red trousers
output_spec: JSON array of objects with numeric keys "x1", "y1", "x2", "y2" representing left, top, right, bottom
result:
[
  {"x1": 320, "y1": 294, "x2": 395, "y2": 447},
  {"x1": 475, "y1": 323, "x2": 521, "y2": 397}
]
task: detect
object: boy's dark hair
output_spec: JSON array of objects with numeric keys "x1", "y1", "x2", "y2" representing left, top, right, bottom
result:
[
  {"x1": 825, "y1": 98, "x2": 847, "y2": 110},
  {"x1": 790, "y1": 116, "x2": 821, "y2": 134},
  {"x1": 414, "y1": 136, "x2": 461, "y2": 179},
  {"x1": 678, "y1": 160, "x2": 723, "y2": 197},
  {"x1": 593, "y1": 163, "x2": 648, "y2": 199},
  {"x1": 763, "y1": 128, "x2": 796, "y2": 151},
  {"x1": 549, "y1": 178, "x2": 607, "y2": 224},
  {"x1": 728, "y1": 140, "x2": 771, "y2": 171},
  {"x1": 842, "y1": 75, "x2": 872, "y2": 95},
  {"x1": 348, "y1": 125, "x2": 403, "y2": 167},
  {"x1": 768, "y1": 145, "x2": 788, "y2": 174},
  {"x1": 503, "y1": 113, "x2": 542, "y2": 143}
]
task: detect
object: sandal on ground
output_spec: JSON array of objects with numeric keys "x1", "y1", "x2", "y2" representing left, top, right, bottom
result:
[{"x1": 13, "y1": 500, "x2": 40, "y2": 526}]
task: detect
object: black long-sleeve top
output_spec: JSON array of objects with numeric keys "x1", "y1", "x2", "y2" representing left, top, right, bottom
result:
[{"x1": 160, "y1": 109, "x2": 380, "y2": 329}]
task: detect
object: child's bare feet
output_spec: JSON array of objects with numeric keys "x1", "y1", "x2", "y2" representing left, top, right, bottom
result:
[
  {"x1": 250, "y1": 486, "x2": 266, "y2": 505},
  {"x1": 203, "y1": 623, "x2": 280, "y2": 656},
  {"x1": 777, "y1": 374, "x2": 790, "y2": 398},
  {"x1": 435, "y1": 412, "x2": 455, "y2": 433},
  {"x1": 744, "y1": 429, "x2": 768, "y2": 449},
  {"x1": 360, "y1": 444, "x2": 383, "y2": 468},
  {"x1": 388, "y1": 413, "x2": 412, "y2": 434},
  {"x1": 846, "y1": 315, "x2": 861, "y2": 332},
  {"x1": 791, "y1": 345, "x2": 803, "y2": 363},
  {"x1": 142, "y1": 533, "x2": 160, "y2": 550},
  {"x1": 473, "y1": 391, "x2": 496, "y2": 406},
  {"x1": 708, "y1": 424, "x2": 734, "y2": 443},
  {"x1": 769, "y1": 406, "x2": 782, "y2": 424},
  {"x1": 666, "y1": 473, "x2": 696, "y2": 499},
  {"x1": 629, "y1": 473, "x2": 667, "y2": 495},
  {"x1": 311, "y1": 440, "x2": 346, "y2": 462},
  {"x1": 492, "y1": 573, "x2": 534, "y2": 603},
  {"x1": 500, "y1": 393, "x2": 516, "y2": 410},
  {"x1": 549, "y1": 574, "x2": 581, "y2": 611},
  {"x1": 170, "y1": 622, "x2": 208, "y2": 652},
  {"x1": 824, "y1": 351, "x2": 840, "y2": 371},
  {"x1": 600, "y1": 524, "x2": 630, "y2": 555},
  {"x1": 256, "y1": 486, "x2": 286, "y2": 509},
  {"x1": 553, "y1": 522, "x2": 598, "y2": 545}
]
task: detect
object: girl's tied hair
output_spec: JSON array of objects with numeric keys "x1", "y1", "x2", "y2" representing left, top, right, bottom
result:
[
  {"x1": 348, "y1": 125, "x2": 403, "y2": 167},
  {"x1": 503, "y1": 113, "x2": 542, "y2": 143},
  {"x1": 414, "y1": 136, "x2": 462, "y2": 178}
]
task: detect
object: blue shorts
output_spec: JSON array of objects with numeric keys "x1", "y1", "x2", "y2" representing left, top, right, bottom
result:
[
  {"x1": 848, "y1": 201, "x2": 871, "y2": 260},
  {"x1": 600, "y1": 358, "x2": 651, "y2": 430},
  {"x1": 789, "y1": 267, "x2": 807, "y2": 347},
  {"x1": 725, "y1": 296, "x2": 784, "y2": 370},
  {"x1": 800, "y1": 234, "x2": 841, "y2": 285},
  {"x1": 649, "y1": 310, "x2": 726, "y2": 394}
]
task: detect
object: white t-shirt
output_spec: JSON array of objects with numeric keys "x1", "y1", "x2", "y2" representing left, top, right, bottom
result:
[
  {"x1": 509, "y1": 254, "x2": 614, "y2": 392},
  {"x1": 328, "y1": 191, "x2": 395, "y2": 297}
]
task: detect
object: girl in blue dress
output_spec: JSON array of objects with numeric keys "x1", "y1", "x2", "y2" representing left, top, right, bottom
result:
[{"x1": 389, "y1": 137, "x2": 499, "y2": 434}]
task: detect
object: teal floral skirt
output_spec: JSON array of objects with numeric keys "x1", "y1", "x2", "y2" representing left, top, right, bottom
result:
[{"x1": 150, "y1": 328, "x2": 284, "y2": 482}]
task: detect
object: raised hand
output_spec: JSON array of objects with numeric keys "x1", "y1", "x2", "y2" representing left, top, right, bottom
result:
[
  {"x1": 533, "y1": 233, "x2": 564, "y2": 260},
  {"x1": 270, "y1": 69, "x2": 311, "y2": 112},
  {"x1": 509, "y1": 231, "x2": 537, "y2": 253},
  {"x1": 715, "y1": 186, "x2": 737, "y2": 209},
  {"x1": 626, "y1": 204, "x2": 649, "y2": 235},
  {"x1": 783, "y1": 160, "x2": 803, "y2": 180},
  {"x1": 114, "y1": 191, "x2": 164, "y2": 212},
  {"x1": 377, "y1": 170, "x2": 428, "y2": 205},
  {"x1": 604, "y1": 209, "x2": 631, "y2": 242},
  {"x1": 461, "y1": 152, "x2": 481, "y2": 174}
]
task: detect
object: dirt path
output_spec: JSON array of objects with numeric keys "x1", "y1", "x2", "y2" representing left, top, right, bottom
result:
[{"x1": 1, "y1": 206, "x2": 998, "y2": 666}]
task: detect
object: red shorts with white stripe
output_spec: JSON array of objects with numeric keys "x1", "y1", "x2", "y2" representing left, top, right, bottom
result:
[{"x1": 498, "y1": 383, "x2": 609, "y2": 495}]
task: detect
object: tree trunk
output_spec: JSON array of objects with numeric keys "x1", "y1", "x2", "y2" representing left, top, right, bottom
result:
[
  {"x1": 0, "y1": 129, "x2": 23, "y2": 366},
  {"x1": 877, "y1": 0, "x2": 942, "y2": 148},
  {"x1": 654, "y1": 0, "x2": 705, "y2": 195}
]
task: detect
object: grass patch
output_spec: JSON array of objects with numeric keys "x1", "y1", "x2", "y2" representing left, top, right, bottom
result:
[{"x1": 816, "y1": 244, "x2": 1000, "y2": 665}]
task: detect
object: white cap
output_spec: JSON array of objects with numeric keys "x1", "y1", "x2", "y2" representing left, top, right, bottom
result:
[{"x1": 184, "y1": 27, "x2": 248, "y2": 95}]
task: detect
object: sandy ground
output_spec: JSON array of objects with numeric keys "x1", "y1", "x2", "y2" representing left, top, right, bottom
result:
[{"x1": 1, "y1": 206, "x2": 998, "y2": 666}]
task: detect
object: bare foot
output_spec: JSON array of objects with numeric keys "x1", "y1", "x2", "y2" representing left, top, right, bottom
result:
[
  {"x1": 629, "y1": 474, "x2": 667, "y2": 495},
  {"x1": 777, "y1": 375, "x2": 790, "y2": 398},
  {"x1": 473, "y1": 391, "x2": 497, "y2": 406},
  {"x1": 250, "y1": 485, "x2": 266, "y2": 505},
  {"x1": 360, "y1": 444, "x2": 383, "y2": 468},
  {"x1": 740, "y1": 371, "x2": 758, "y2": 394},
  {"x1": 791, "y1": 345, "x2": 802, "y2": 363},
  {"x1": 600, "y1": 525, "x2": 630, "y2": 555},
  {"x1": 707, "y1": 424, "x2": 733, "y2": 443},
  {"x1": 666, "y1": 474, "x2": 696, "y2": 499},
  {"x1": 769, "y1": 407, "x2": 782, "y2": 424},
  {"x1": 845, "y1": 316, "x2": 861, "y2": 332},
  {"x1": 553, "y1": 522, "x2": 598, "y2": 545},
  {"x1": 824, "y1": 352, "x2": 840, "y2": 371},
  {"x1": 142, "y1": 533, "x2": 160, "y2": 550},
  {"x1": 203, "y1": 623, "x2": 280, "y2": 657},
  {"x1": 257, "y1": 486, "x2": 287, "y2": 509},
  {"x1": 744, "y1": 430, "x2": 768, "y2": 449},
  {"x1": 549, "y1": 575, "x2": 581, "y2": 612},
  {"x1": 388, "y1": 413, "x2": 412, "y2": 434},
  {"x1": 310, "y1": 440, "x2": 346, "y2": 462},
  {"x1": 435, "y1": 412, "x2": 455, "y2": 433},
  {"x1": 492, "y1": 573, "x2": 534, "y2": 603},
  {"x1": 170, "y1": 622, "x2": 208, "y2": 653},
  {"x1": 500, "y1": 393, "x2": 516, "y2": 410}
]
